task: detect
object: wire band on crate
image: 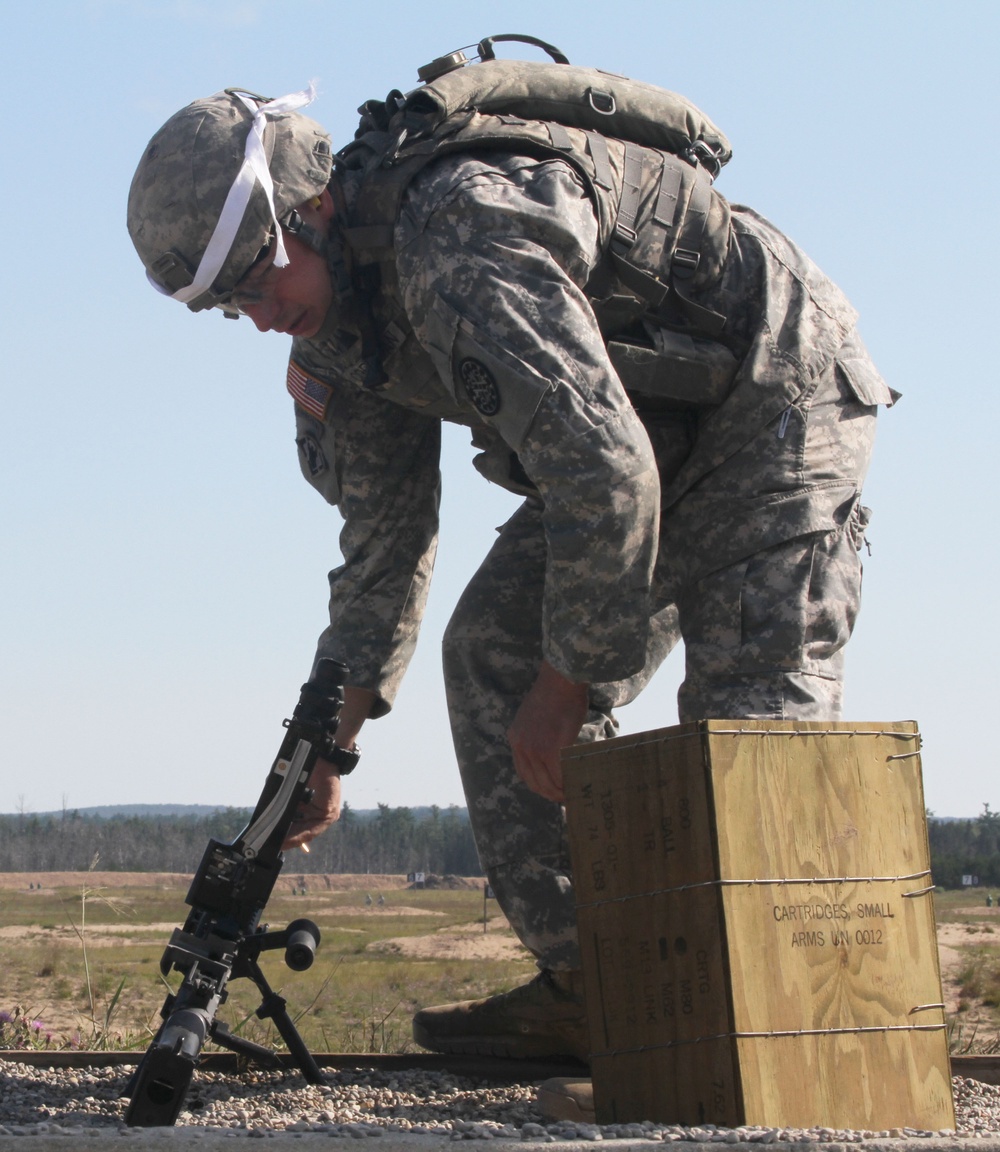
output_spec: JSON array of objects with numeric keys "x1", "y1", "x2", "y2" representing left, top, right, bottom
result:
[
  {"x1": 705, "y1": 728, "x2": 919, "y2": 739},
  {"x1": 566, "y1": 727, "x2": 920, "y2": 760},
  {"x1": 575, "y1": 871, "x2": 933, "y2": 910},
  {"x1": 591, "y1": 1022, "x2": 947, "y2": 1058}
]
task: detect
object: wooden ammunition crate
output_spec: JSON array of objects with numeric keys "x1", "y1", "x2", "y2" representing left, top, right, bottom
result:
[{"x1": 563, "y1": 720, "x2": 954, "y2": 1131}]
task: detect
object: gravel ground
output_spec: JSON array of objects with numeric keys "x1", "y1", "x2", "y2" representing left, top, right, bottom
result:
[{"x1": 0, "y1": 1062, "x2": 993, "y2": 1142}]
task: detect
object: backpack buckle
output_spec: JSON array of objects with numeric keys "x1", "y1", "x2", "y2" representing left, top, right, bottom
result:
[
  {"x1": 672, "y1": 248, "x2": 701, "y2": 279},
  {"x1": 683, "y1": 141, "x2": 723, "y2": 181},
  {"x1": 612, "y1": 222, "x2": 638, "y2": 251}
]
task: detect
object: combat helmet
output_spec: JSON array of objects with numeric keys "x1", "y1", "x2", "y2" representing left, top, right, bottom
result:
[{"x1": 128, "y1": 86, "x2": 334, "y2": 316}]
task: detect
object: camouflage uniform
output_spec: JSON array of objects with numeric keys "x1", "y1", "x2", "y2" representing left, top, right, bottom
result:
[{"x1": 289, "y1": 152, "x2": 895, "y2": 970}]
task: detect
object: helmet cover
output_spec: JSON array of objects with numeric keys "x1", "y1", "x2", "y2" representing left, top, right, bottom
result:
[{"x1": 128, "y1": 89, "x2": 333, "y2": 311}]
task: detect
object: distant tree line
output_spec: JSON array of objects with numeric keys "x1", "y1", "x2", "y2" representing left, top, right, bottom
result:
[
  {"x1": 303, "y1": 803, "x2": 481, "y2": 876},
  {"x1": 0, "y1": 803, "x2": 989, "y2": 888},
  {"x1": 927, "y1": 806, "x2": 1000, "y2": 889},
  {"x1": 0, "y1": 803, "x2": 482, "y2": 876}
]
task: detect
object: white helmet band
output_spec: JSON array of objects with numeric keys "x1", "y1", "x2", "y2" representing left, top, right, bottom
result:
[{"x1": 147, "y1": 84, "x2": 317, "y2": 305}]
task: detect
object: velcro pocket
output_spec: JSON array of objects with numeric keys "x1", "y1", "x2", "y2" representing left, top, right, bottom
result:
[
  {"x1": 424, "y1": 293, "x2": 555, "y2": 450},
  {"x1": 609, "y1": 329, "x2": 740, "y2": 407},
  {"x1": 294, "y1": 410, "x2": 340, "y2": 507}
]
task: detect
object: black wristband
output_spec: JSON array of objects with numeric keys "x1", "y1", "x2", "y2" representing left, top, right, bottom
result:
[{"x1": 327, "y1": 744, "x2": 361, "y2": 775}]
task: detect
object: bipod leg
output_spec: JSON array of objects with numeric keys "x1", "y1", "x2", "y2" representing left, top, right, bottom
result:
[
  {"x1": 209, "y1": 1019, "x2": 282, "y2": 1069},
  {"x1": 245, "y1": 957, "x2": 324, "y2": 1084}
]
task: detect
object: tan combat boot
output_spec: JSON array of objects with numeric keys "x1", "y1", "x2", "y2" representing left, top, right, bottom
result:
[
  {"x1": 536, "y1": 1077, "x2": 596, "y2": 1123},
  {"x1": 411, "y1": 969, "x2": 590, "y2": 1061}
]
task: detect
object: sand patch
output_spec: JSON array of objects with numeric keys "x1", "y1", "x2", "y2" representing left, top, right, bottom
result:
[
  {"x1": 368, "y1": 923, "x2": 531, "y2": 963},
  {"x1": 0, "y1": 922, "x2": 179, "y2": 946},
  {"x1": 322, "y1": 905, "x2": 445, "y2": 916},
  {"x1": 937, "y1": 922, "x2": 1000, "y2": 1015},
  {"x1": 0, "y1": 872, "x2": 191, "y2": 892}
]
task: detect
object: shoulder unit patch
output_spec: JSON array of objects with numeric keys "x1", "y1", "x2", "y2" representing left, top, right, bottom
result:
[{"x1": 459, "y1": 357, "x2": 501, "y2": 416}]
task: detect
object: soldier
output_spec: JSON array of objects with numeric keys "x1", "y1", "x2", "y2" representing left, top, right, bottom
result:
[{"x1": 128, "y1": 67, "x2": 896, "y2": 1063}]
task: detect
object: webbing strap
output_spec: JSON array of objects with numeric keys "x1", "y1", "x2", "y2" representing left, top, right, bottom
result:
[
  {"x1": 341, "y1": 224, "x2": 395, "y2": 253},
  {"x1": 672, "y1": 170, "x2": 712, "y2": 282},
  {"x1": 669, "y1": 168, "x2": 727, "y2": 336},
  {"x1": 608, "y1": 251, "x2": 670, "y2": 309},
  {"x1": 546, "y1": 122, "x2": 574, "y2": 152},
  {"x1": 586, "y1": 130, "x2": 614, "y2": 190},
  {"x1": 671, "y1": 284, "x2": 727, "y2": 336},
  {"x1": 607, "y1": 160, "x2": 727, "y2": 336},
  {"x1": 654, "y1": 163, "x2": 682, "y2": 229},
  {"x1": 613, "y1": 142, "x2": 644, "y2": 247}
]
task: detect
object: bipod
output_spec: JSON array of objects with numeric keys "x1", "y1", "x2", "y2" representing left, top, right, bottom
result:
[
  {"x1": 124, "y1": 918, "x2": 324, "y2": 1125},
  {"x1": 212, "y1": 919, "x2": 324, "y2": 1085}
]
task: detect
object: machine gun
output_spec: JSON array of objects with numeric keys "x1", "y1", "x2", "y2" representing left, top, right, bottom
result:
[{"x1": 123, "y1": 658, "x2": 358, "y2": 1127}]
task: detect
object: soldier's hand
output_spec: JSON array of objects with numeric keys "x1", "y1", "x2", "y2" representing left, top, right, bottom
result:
[
  {"x1": 283, "y1": 758, "x2": 343, "y2": 850},
  {"x1": 507, "y1": 661, "x2": 589, "y2": 803},
  {"x1": 282, "y1": 684, "x2": 375, "y2": 851}
]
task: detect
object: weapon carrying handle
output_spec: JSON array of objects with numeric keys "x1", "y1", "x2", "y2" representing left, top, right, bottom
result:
[{"x1": 477, "y1": 34, "x2": 570, "y2": 65}]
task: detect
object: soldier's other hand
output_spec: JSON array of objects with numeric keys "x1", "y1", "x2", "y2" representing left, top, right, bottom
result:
[
  {"x1": 283, "y1": 758, "x2": 343, "y2": 850},
  {"x1": 507, "y1": 661, "x2": 589, "y2": 804}
]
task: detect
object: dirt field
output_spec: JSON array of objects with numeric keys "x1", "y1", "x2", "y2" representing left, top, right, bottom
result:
[
  {"x1": 0, "y1": 872, "x2": 987, "y2": 972},
  {"x1": 0, "y1": 872, "x2": 529, "y2": 1046},
  {"x1": 4, "y1": 873, "x2": 1000, "y2": 1051}
]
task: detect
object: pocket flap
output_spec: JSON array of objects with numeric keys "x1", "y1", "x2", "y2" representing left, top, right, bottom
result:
[
  {"x1": 837, "y1": 356, "x2": 901, "y2": 408},
  {"x1": 610, "y1": 330, "x2": 739, "y2": 406}
]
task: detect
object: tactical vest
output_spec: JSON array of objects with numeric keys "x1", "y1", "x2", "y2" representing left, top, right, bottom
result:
[{"x1": 321, "y1": 39, "x2": 741, "y2": 408}]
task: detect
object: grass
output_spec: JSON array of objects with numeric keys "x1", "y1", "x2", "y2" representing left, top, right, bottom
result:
[
  {"x1": 13, "y1": 875, "x2": 1000, "y2": 1056},
  {"x1": 935, "y1": 887, "x2": 1000, "y2": 1051},
  {"x1": 0, "y1": 876, "x2": 531, "y2": 1053}
]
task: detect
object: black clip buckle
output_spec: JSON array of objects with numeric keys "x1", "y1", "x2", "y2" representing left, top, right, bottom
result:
[
  {"x1": 612, "y1": 223, "x2": 638, "y2": 251},
  {"x1": 672, "y1": 248, "x2": 701, "y2": 279},
  {"x1": 683, "y1": 141, "x2": 723, "y2": 181}
]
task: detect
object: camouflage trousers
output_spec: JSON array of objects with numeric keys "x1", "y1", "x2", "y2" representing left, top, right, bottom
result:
[{"x1": 442, "y1": 358, "x2": 878, "y2": 972}]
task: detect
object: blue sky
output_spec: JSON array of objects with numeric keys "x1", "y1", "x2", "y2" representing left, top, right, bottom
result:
[{"x1": 1, "y1": 0, "x2": 997, "y2": 819}]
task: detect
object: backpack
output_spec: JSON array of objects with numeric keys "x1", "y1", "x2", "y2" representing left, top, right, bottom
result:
[{"x1": 330, "y1": 36, "x2": 736, "y2": 393}]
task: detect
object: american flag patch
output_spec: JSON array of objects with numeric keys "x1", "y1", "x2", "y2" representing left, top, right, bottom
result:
[{"x1": 286, "y1": 360, "x2": 333, "y2": 420}]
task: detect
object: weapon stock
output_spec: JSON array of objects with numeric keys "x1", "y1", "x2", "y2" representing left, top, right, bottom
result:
[{"x1": 123, "y1": 658, "x2": 349, "y2": 1126}]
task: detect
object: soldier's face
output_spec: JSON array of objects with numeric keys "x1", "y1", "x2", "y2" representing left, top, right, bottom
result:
[{"x1": 230, "y1": 195, "x2": 334, "y2": 338}]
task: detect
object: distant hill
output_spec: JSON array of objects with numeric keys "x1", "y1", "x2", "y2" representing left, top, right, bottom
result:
[
  {"x1": 20, "y1": 804, "x2": 231, "y2": 819},
  {"x1": 2, "y1": 803, "x2": 468, "y2": 822}
]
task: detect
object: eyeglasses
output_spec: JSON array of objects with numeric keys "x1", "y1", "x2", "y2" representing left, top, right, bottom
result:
[{"x1": 224, "y1": 238, "x2": 281, "y2": 315}]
